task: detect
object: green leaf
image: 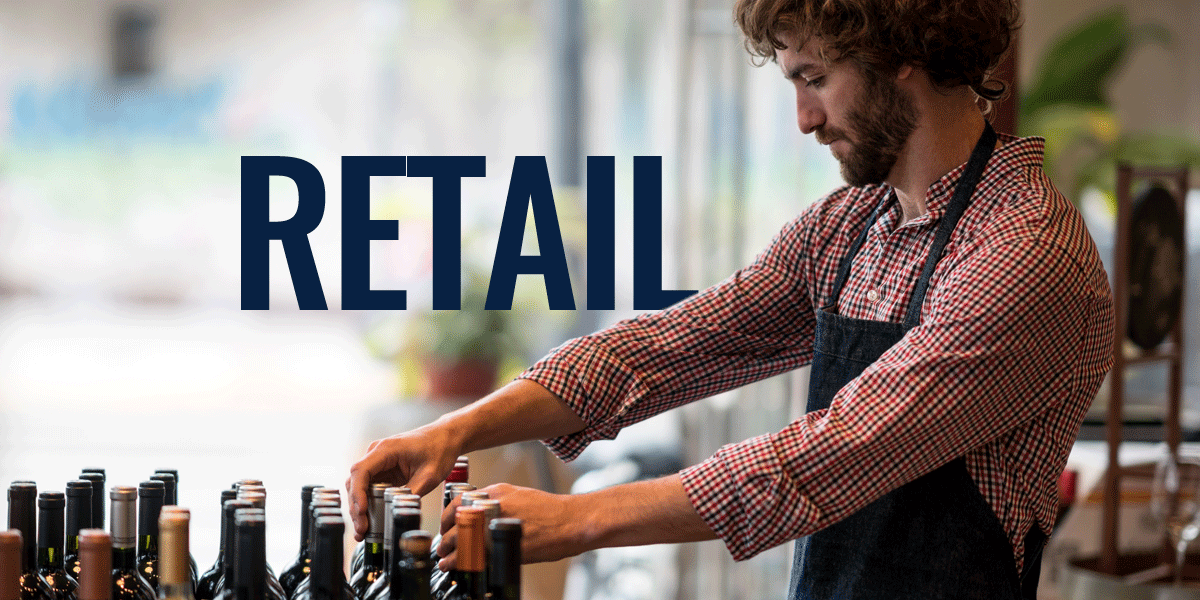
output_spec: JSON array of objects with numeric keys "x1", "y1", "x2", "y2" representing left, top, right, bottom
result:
[
  {"x1": 1072, "y1": 133, "x2": 1200, "y2": 212},
  {"x1": 1019, "y1": 7, "x2": 1171, "y2": 117}
]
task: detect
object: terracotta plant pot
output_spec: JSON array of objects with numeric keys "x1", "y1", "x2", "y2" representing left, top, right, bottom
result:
[{"x1": 421, "y1": 358, "x2": 499, "y2": 400}]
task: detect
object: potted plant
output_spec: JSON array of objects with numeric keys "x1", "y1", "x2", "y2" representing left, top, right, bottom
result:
[
  {"x1": 1018, "y1": 6, "x2": 1200, "y2": 208},
  {"x1": 403, "y1": 269, "x2": 528, "y2": 399}
]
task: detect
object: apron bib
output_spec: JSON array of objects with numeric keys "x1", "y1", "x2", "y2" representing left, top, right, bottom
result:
[{"x1": 788, "y1": 122, "x2": 1046, "y2": 600}]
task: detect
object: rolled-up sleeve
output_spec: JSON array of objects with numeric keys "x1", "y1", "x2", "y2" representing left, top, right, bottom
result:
[{"x1": 518, "y1": 214, "x2": 821, "y2": 462}]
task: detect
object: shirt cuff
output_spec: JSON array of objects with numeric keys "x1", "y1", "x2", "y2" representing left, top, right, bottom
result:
[
  {"x1": 516, "y1": 339, "x2": 643, "y2": 462},
  {"x1": 680, "y1": 433, "x2": 822, "y2": 561}
]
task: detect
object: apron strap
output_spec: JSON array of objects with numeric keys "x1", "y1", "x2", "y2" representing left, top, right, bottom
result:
[
  {"x1": 902, "y1": 121, "x2": 997, "y2": 328},
  {"x1": 825, "y1": 120, "x2": 997, "y2": 321}
]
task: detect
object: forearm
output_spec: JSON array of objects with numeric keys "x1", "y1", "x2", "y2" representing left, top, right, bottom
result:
[
  {"x1": 574, "y1": 474, "x2": 717, "y2": 551},
  {"x1": 441, "y1": 378, "x2": 587, "y2": 454},
  {"x1": 440, "y1": 474, "x2": 717, "y2": 567}
]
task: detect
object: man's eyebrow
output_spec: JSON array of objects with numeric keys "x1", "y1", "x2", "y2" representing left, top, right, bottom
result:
[{"x1": 783, "y1": 62, "x2": 823, "y2": 81}]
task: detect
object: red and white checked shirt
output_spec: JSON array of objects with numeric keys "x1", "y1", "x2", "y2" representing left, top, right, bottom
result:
[{"x1": 518, "y1": 133, "x2": 1115, "y2": 571}]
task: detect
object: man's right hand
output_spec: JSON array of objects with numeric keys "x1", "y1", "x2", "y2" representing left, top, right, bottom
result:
[
  {"x1": 345, "y1": 419, "x2": 463, "y2": 541},
  {"x1": 344, "y1": 379, "x2": 587, "y2": 541}
]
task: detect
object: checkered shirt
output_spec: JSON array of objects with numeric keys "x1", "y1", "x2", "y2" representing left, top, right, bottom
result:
[{"x1": 518, "y1": 133, "x2": 1115, "y2": 572}]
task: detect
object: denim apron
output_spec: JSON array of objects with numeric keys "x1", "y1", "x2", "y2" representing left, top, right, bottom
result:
[{"x1": 788, "y1": 121, "x2": 1047, "y2": 600}]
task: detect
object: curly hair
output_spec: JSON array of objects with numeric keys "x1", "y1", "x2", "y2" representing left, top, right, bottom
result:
[{"x1": 734, "y1": 0, "x2": 1020, "y2": 106}]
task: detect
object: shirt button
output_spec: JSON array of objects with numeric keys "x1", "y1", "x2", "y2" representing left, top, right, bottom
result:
[{"x1": 866, "y1": 289, "x2": 880, "y2": 302}]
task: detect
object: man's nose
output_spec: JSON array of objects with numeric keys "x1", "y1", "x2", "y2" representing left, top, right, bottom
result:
[{"x1": 796, "y1": 102, "x2": 824, "y2": 135}]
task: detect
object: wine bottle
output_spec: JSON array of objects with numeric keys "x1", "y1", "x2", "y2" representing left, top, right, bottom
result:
[
  {"x1": 427, "y1": 487, "x2": 474, "y2": 596},
  {"x1": 394, "y1": 532, "x2": 431, "y2": 600},
  {"x1": 278, "y1": 486, "x2": 321, "y2": 600},
  {"x1": 300, "y1": 518, "x2": 352, "y2": 600},
  {"x1": 349, "y1": 485, "x2": 389, "y2": 580},
  {"x1": 230, "y1": 509, "x2": 282, "y2": 600},
  {"x1": 220, "y1": 495, "x2": 280, "y2": 600},
  {"x1": 77, "y1": 475, "x2": 105, "y2": 531},
  {"x1": 288, "y1": 507, "x2": 347, "y2": 600},
  {"x1": 211, "y1": 500, "x2": 254, "y2": 600},
  {"x1": 157, "y1": 510, "x2": 193, "y2": 600},
  {"x1": 217, "y1": 511, "x2": 266, "y2": 600},
  {"x1": 231, "y1": 482, "x2": 262, "y2": 492},
  {"x1": 361, "y1": 509, "x2": 421, "y2": 600},
  {"x1": 486, "y1": 520, "x2": 521, "y2": 600},
  {"x1": 80, "y1": 473, "x2": 106, "y2": 531},
  {"x1": 456, "y1": 494, "x2": 487, "y2": 509},
  {"x1": 439, "y1": 508, "x2": 484, "y2": 600},
  {"x1": 350, "y1": 487, "x2": 386, "y2": 600},
  {"x1": 378, "y1": 489, "x2": 405, "y2": 572},
  {"x1": 65, "y1": 482, "x2": 93, "y2": 584},
  {"x1": 136, "y1": 482, "x2": 166, "y2": 593},
  {"x1": 109, "y1": 487, "x2": 154, "y2": 600},
  {"x1": 158, "y1": 509, "x2": 194, "y2": 591},
  {"x1": 194, "y1": 491, "x2": 237, "y2": 600},
  {"x1": 2, "y1": 530, "x2": 23, "y2": 600},
  {"x1": 38, "y1": 492, "x2": 80, "y2": 600},
  {"x1": 77, "y1": 530, "x2": 111, "y2": 600},
  {"x1": 8, "y1": 482, "x2": 54, "y2": 600},
  {"x1": 150, "y1": 473, "x2": 193, "y2": 583}
]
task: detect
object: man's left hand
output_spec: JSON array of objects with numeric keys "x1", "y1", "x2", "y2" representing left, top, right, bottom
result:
[{"x1": 434, "y1": 474, "x2": 717, "y2": 571}]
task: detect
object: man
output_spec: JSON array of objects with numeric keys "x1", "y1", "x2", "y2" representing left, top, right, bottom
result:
[{"x1": 347, "y1": 0, "x2": 1115, "y2": 597}]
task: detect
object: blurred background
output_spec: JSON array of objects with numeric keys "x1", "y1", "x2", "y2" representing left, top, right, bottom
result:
[{"x1": 0, "y1": 1, "x2": 1197, "y2": 599}]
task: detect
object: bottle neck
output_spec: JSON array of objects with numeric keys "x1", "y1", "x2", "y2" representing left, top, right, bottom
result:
[
  {"x1": 221, "y1": 521, "x2": 237, "y2": 590},
  {"x1": 215, "y1": 510, "x2": 229, "y2": 566},
  {"x1": 65, "y1": 496, "x2": 90, "y2": 556},
  {"x1": 488, "y1": 544, "x2": 520, "y2": 598},
  {"x1": 233, "y1": 528, "x2": 265, "y2": 600},
  {"x1": 158, "y1": 581, "x2": 195, "y2": 600},
  {"x1": 364, "y1": 542, "x2": 385, "y2": 569},
  {"x1": 456, "y1": 571, "x2": 486, "y2": 600},
  {"x1": 312, "y1": 531, "x2": 345, "y2": 600},
  {"x1": 139, "y1": 534, "x2": 160, "y2": 560},
  {"x1": 113, "y1": 546, "x2": 139, "y2": 570},
  {"x1": 37, "y1": 507, "x2": 65, "y2": 570},
  {"x1": 297, "y1": 498, "x2": 312, "y2": 556},
  {"x1": 9, "y1": 495, "x2": 36, "y2": 572},
  {"x1": 393, "y1": 557, "x2": 431, "y2": 600},
  {"x1": 138, "y1": 497, "x2": 163, "y2": 559}
]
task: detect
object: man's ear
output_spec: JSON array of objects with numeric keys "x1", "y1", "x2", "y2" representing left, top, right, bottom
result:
[{"x1": 895, "y1": 64, "x2": 915, "y2": 81}]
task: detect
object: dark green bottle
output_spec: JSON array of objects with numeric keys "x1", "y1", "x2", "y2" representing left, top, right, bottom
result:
[
  {"x1": 135, "y1": 482, "x2": 165, "y2": 592},
  {"x1": 194, "y1": 491, "x2": 237, "y2": 600},
  {"x1": 8, "y1": 482, "x2": 54, "y2": 600},
  {"x1": 64, "y1": 481, "x2": 93, "y2": 584},
  {"x1": 487, "y1": 520, "x2": 522, "y2": 600},
  {"x1": 37, "y1": 492, "x2": 79, "y2": 600},
  {"x1": 278, "y1": 486, "x2": 321, "y2": 600}
]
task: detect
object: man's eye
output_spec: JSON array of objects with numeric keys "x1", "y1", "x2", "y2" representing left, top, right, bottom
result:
[{"x1": 806, "y1": 77, "x2": 824, "y2": 89}]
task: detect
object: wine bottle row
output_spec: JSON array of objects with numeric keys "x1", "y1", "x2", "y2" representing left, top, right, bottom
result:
[{"x1": 2, "y1": 459, "x2": 523, "y2": 600}]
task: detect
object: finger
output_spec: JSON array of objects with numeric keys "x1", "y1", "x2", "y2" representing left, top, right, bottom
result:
[
  {"x1": 407, "y1": 464, "x2": 444, "y2": 499},
  {"x1": 437, "y1": 526, "x2": 458, "y2": 559},
  {"x1": 437, "y1": 548, "x2": 456, "y2": 572},
  {"x1": 440, "y1": 495, "x2": 462, "y2": 535},
  {"x1": 346, "y1": 457, "x2": 375, "y2": 541}
]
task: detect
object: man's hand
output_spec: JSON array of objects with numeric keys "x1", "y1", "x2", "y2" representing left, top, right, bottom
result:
[
  {"x1": 434, "y1": 475, "x2": 717, "y2": 571},
  {"x1": 345, "y1": 379, "x2": 587, "y2": 542},
  {"x1": 345, "y1": 421, "x2": 462, "y2": 541}
]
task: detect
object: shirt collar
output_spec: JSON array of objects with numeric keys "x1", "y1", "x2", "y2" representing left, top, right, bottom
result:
[{"x1": 883, "y1": 133, "x2": 1046, "y2": 229}]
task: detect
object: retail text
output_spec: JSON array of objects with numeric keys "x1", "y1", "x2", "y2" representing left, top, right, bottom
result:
[{"x1": 240, "y1": 156, "x2": 696, "y2": 311}]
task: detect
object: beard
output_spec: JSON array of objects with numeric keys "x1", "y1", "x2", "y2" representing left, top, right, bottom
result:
[{"x1": 819, "y1": 69, "x2": 918, "y2": 187}]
